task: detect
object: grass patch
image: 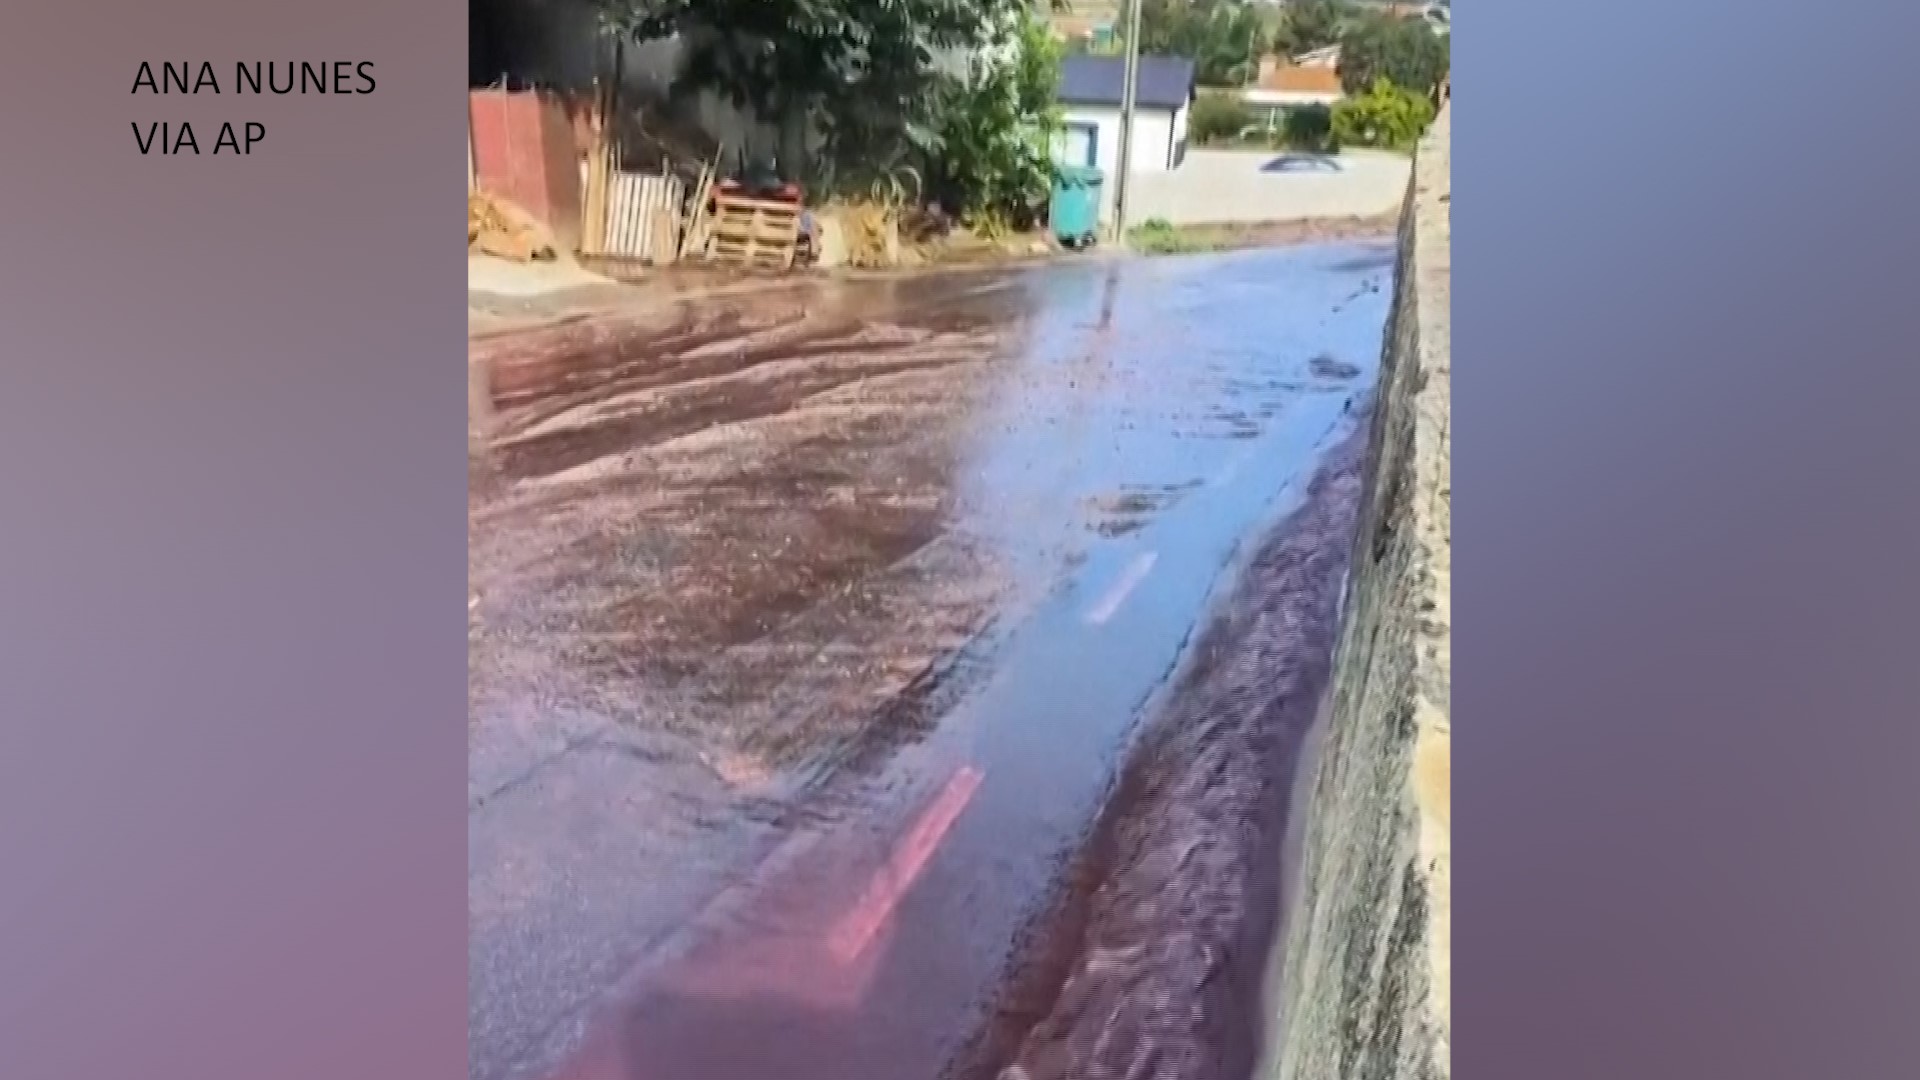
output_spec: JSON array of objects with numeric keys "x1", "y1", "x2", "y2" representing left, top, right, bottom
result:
[
  {"x1": 1121, "y1": 217, "x2": 1213, "y2": 255},
  {"x1": 1127, "y1": 218, "x2": 1238, "y2": 255},
  {"x1": 1126, "y1": 213, "x2": 1403, "y2": 258}
]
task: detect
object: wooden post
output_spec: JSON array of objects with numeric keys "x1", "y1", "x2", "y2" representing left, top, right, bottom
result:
[
  {"x1": 581, "y1": 86, "x2": 611, "y2": 255},
  {"x1": 678, "y1": 153, "x2": 719, "y2": 261},
  {"x1": 581, "y1": 37, "x2": 626, "y2": 257}
]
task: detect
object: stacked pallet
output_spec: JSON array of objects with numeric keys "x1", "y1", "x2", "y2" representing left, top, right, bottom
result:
[{"x1": 703, "y1": 194, "x2": 802, "y2": 270}]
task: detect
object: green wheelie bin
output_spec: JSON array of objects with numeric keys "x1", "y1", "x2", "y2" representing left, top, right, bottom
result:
[{"x1": 1050, "y1": 165, "x2": 1104, "y2": 250}]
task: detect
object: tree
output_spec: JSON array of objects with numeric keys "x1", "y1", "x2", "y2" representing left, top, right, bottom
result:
[
  {"x1": 1189, "y1": 92, "x2": 1255, "y2": 143},
  {"x1": 1281, "y1": 103, "x2": 1338, "y2": 152},
  {"x1": 929, "y1": 15, "x2": 1063, "y2": 226},
  {"x1": 589, "y1": 0, "x2": 1037, "y2": 183},
  {"x1": 1133, "y1": 0, "x2": 1268, "y2": 86},
  {"x1": 1337, "y1": 13, "x2": 1449, "y2": 97},
  {"x1": 1270, "y1": 0, "x2": 1351, "y2": 58}
]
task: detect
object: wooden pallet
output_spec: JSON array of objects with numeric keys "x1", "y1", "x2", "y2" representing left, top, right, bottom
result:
[{"x1": 703, "y1": 194, "x2": 802, "y2": 270}]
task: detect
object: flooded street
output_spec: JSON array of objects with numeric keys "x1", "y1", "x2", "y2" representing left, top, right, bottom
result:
[{"x1": 468, "y1": 241, "x2": 1397, "y2": 1080}]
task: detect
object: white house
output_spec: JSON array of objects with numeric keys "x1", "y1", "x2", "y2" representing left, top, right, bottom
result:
[{"x1": 1052, "y1": 54, "x2": 1197, "y2": 176}]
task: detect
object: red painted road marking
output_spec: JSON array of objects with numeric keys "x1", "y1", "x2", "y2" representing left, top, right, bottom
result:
[
  {"x1": 1085, "y1": 550, "x2": 1158, "y2": 626},
  {"x1": 826, "y1": 764, "x2": 985, "y2": 964},
  {"x1": 547, "y1": 764, "x2": 989, "y2": 1080}
]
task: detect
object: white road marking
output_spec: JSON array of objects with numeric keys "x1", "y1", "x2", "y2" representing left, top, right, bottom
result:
[{"x1": 1084, "y1": 551, "x2": 1158, "y2": 626}]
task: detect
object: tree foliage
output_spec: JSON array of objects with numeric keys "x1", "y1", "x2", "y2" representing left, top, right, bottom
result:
[
  {"x1": 1330, "y1": 77, "x2": 1434, "y2": 150},
  {"x1": 1269, "y1": 0, "x2": 1352, "y2": 58},
  {"x1": 596, "y1": 0, "x2": 973, "y2": 114},
  {"x1": 1337, "y1": 13, "x2": 1449, "y2": 97},
  {"x1": 1132, "y1": 0, "x2": 1268, "y2": 86},
  {"x1": 589, "y1": 0, "x2": 1041, "y2": 186},
  {"x1": 929, "y1": 15, "x2": 1064, "y2": 226},
  {"x1": 1189, "y1": 93, "x2": 1255, "y2": 143},
  {"x1": 1282, "y1": 103, "x2": 1338, "y2": 153}
]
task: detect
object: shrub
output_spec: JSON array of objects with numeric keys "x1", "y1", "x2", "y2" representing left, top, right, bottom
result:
[
  {"x1": 1330, "y1": 78, "x2": 1434, "y2": 151},
  {"x1": 1190, "y1": 93, "x2": 1255, "y2": 144},
  {"x1": 1128, "y1": 217, "x2": 1201, "y2": 254},
  {"x1": 932, "y1": 16, "x2": 1064, "y2": 228},
  {"x1": 1281, "y1": 104, "x2": 1339, "y2": 153}
]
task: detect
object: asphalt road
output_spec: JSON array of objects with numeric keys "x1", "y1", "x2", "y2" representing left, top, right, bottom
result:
[{"x1": 467, "y1": 241, "x2": 1397, "y2": 1080}]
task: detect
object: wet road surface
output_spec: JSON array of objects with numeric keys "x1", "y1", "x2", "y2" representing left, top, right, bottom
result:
[{"x1": 468, "y1": 242, "x2": 1396, "y2": 1080}]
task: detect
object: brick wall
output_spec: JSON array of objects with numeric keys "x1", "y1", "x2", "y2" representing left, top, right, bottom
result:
[{"x1": 468, "y1": 88, "x2": 585, "y2": 253}]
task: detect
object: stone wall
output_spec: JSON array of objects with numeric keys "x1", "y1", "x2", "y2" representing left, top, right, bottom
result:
[{"x1": 1258, "y1": 106, "x2": 1450, "y2": 1080}]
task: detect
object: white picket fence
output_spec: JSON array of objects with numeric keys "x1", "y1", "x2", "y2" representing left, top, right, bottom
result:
[{"x1": 581, "y1": 163, "x2": 685, "y2": 264}]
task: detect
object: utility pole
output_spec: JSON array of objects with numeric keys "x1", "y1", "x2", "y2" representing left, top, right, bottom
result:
[{"x1": 1110, "y1": 0, "x2": 1144, "y2": 243}]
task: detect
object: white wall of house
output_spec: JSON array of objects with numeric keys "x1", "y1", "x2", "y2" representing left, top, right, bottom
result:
[
  {"x1": 1292, "y1": 45, "x2": 1341, "y2": 69},
  {"x1": 1055, "y1": 104, "x2": 1186, "y2": 174},
  {"x1": 1243, "y1": 88, "x2": 1341, "y2": 110},
  {"x1": 1053, "y1": 101, "x2": 1190, "y2": 224},
  {"x1": 1242, "y1": 89, "x2": 1341, "y2": 131}
]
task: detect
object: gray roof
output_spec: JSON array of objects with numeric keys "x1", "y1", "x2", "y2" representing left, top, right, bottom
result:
[{"x1": 1058, "y1": 55, "x2": 1196, "y2": 111}]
